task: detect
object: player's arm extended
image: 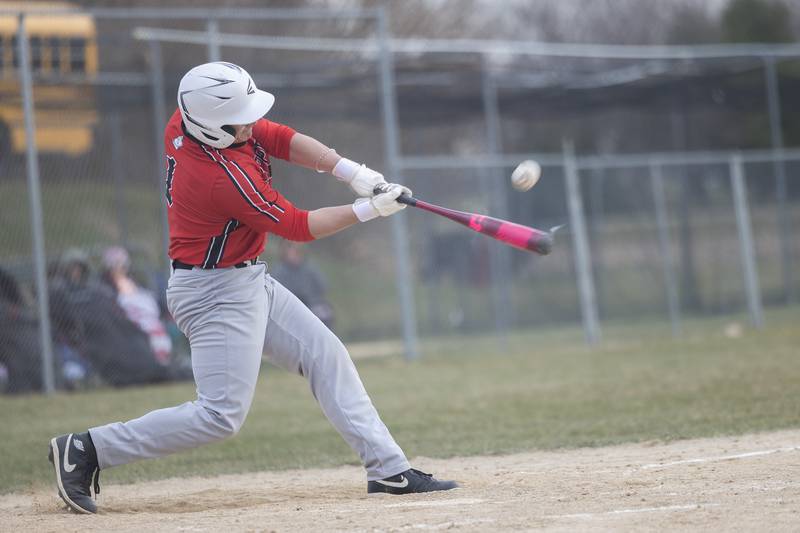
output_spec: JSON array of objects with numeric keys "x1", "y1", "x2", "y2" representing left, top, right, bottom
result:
[
  {"x1": 308, "y1": 185, "x2": 410, "y2": 239},
  {"x1": 307, "y1": 205, "x2": 358, "y2": 239},
  {"x1": 289, "y1": 133, "x2": 387, "y2": 197}
]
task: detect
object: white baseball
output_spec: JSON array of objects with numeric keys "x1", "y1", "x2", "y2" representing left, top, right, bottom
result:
[{"x1": 511, "y1": 160, "x2": 541, "y2": 192}]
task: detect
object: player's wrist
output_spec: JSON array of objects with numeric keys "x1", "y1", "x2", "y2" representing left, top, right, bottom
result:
[
  {"x1": 315, "y1": 148, "x2": 340, "y2": 174},
  {"x1": 352, "y1": 198, "x2": 379, "y2": 222},
  {"x1": 332, "y1": 157, "x2": 361, "y2": 183}
]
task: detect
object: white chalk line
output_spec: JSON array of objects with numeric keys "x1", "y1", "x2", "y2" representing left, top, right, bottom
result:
[
  {"x1": 389, "y1": 518, "x2": 496, "y2": 531},
  {"x1": 547, "y1": 503, "x2": 720, "y2": 519},
  {"x1": 384, "y1": 498, "x2": 485, "y2": 509},
  {"x1": 641, "y1": 446, "x2": 800, "y2": 470}
]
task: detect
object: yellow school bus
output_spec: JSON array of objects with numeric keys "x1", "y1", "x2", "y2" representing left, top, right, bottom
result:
[{"x1": 0, "y1": 2, "x2": 98, "y2": 156}]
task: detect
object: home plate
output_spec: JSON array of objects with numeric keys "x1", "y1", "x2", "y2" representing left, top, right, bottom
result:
[{"x1": 384, "y1": 498, "x2": 485, "y2": 509}]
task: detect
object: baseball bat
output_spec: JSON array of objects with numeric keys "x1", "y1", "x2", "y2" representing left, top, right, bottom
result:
[{"x1": 375, "y1": 185, "x2": 560, "y2": 255}]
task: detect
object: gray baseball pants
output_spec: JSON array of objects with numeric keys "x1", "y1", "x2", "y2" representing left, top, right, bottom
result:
[{"x1": 89, "y1": 262, "x2": 410, "y2": 481}]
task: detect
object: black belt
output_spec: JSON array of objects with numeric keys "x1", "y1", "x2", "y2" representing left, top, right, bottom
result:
[{"x1": 172, "y1": 259, "x2": 258, "y2": 270}]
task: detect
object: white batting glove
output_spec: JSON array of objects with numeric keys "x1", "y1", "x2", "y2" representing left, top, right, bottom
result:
[
  {"x1": 376, "y1": 182, "x2": 412, "y2": 198},
  {"x1": 352, "y1": 183, "x2": 410, "y2": 221},
  {"x1": 332, "y1": 158, "x2": 387, "y2": 197}
]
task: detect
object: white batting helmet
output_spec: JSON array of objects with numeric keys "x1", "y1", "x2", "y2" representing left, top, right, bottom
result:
[{"x1": 177, "y1": 62, "x2": 275, "y2": 149}]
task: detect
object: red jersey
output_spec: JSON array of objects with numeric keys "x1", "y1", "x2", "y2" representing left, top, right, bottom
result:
[{"x1": 163, "y1": 109, "x2": 314, "y2": 268}]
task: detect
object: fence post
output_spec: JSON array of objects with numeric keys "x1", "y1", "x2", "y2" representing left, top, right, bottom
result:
[
  {"x1": 18, "y1": 13, "x2": 56, "y2": 394},
  {"x1": 763, "y1": 57, "x2": 793, "y2": 303},
  {"x1": 588, "y1": 167, "x2": 605, "y2": 314},
  {"x1": 207, "y1": 18, "x2": 221, "y2": 62},
  {"x1": 729, "y1": 154, "x2": 764, "y2": 329},
  {"x1": 148, "y1": 40, "x2": 171, "y2": 276},
  {"x1": 649, "y1": 163, "x2": 682, "y2": 337},
  {"x1": 481, "y1": 60, "x2": 513, "y2": 344},
  {"x1": 563, "y1": 140, "x2": 600, "y2": 345},
  {"x1": 377, "y1": 7, "x2": 419, "y2": 359}
]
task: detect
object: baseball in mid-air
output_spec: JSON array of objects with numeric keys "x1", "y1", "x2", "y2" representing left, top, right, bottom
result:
[{"x1": 511, "y1": 160, "x2": 541, "y2": 192}]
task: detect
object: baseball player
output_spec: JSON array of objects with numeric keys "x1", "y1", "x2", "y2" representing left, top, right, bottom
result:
[{"x1": 48, "y1": 62, "x2": 457, "y2": 514}]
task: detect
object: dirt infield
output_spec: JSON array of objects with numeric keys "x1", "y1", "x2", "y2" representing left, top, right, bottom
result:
[{"x1": 3, "y1": 429, "x2": 799, "y2": 532}]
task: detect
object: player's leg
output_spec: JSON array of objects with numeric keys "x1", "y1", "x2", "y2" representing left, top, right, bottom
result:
[
  {"x1": 263, "y1": 273, "x2": 458, "y2": 493},
  {"x1": 49, "y1": 265, "x2": 269, "y2": 513},
  {"x1": 262, "y1": 274, "x2": 409, "y2": 480},
  {"x1": 91, "y1": 265, "x2": 268, "y2": 463}
]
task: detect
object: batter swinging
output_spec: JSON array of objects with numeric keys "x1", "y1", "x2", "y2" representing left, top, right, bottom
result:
[{"x1": 48, "y1": 62, "x2": 457, "y2": 514}]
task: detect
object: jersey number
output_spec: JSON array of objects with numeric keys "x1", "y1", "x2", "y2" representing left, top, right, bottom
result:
[{"x1": 165, "y1": 156, "x2": 177, "y2": 206}]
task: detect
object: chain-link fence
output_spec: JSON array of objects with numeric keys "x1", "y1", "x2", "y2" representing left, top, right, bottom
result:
[{"x1": 2, "y1": 6, "x2": 799, "y2": 394}]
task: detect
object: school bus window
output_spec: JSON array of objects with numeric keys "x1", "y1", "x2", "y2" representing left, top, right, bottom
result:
[
  {"x1": 49, "y1": 37, "x2": 61, "y2": 71},
  {"x1": 11, "y1": 35, "x2": 18, "y2": 68},
  {"x1": 30, "y1": 36, "x2": 43, "y2": 71},
  {"x1": 1, "y1": 36, "x2": 9, "y2": 71},
  {"x1": 69, "y1": 38, "x2": 84, "y2": 72}
]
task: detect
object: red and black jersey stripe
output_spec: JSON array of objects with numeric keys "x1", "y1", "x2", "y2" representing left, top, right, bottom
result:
[
  {"x1": 198, "y1": 144, "x2": 282, "y2": 223},
  {"x1": 165, "y1": 156, "x2": 177, "y2": 206},
  {"x1": 201, "y1": 218, "x2": 241, "y2": 269}
]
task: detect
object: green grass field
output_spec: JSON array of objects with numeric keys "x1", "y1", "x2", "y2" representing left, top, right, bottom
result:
[{"x1": 1, "y1": 306, "x2": 799, "y2": 495}]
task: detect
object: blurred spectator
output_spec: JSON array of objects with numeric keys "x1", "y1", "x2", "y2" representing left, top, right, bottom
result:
[
  {"x1": 270, "y1": 242, "x2": 335, "y2": 330},
  {"x1": 100, "y1": 246, "x2": 173, "y2": 365},
  {"x1": 49, "y1": 248, "x2": 180, "y2": 387},
  {"x1": 0, "y1": 267, "x2": 43, "y2": 394}
]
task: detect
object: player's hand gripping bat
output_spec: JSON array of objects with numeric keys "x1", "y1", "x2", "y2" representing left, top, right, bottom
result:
[{"x1": 374, "y1": 185, "x2": 561, "y2": 255}]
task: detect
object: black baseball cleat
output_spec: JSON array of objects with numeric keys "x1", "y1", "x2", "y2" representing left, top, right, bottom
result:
[
  {"x1": 48, "y1": 432, "x2": 101, "y2": 514},
  {"x1": 367, "y1": 468, "x2": 459, "y2": 495}
]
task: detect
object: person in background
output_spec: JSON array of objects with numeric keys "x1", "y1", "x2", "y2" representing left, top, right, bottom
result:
[
  {"x1": 0, "y1": 267, "x2": 43, "y2": 393},
  {"x1": 100, "y1": 246, "x2": 173, "y2": 365},
  {"x1": 270, "y1": 242, "x2": 335, "y2": 330},
  {"x1": 49, "y1": 248, "x2": 169, "y2": 387}
]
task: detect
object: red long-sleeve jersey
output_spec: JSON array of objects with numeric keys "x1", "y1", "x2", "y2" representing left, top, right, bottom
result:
[{"x1": 163, "y1": 109, "x2": 314, "y2": 268}]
